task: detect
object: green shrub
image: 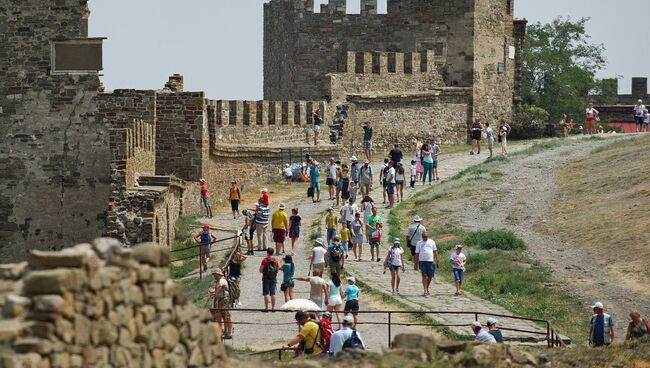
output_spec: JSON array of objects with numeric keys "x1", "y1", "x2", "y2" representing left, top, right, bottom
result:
[{"x1": 465, "y1": 229, "x2": 526, "y2": 251}]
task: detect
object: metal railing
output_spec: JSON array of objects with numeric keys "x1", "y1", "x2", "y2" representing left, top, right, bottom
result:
[
  {"x1": 211, "y1": 307, "x2": 568, "y2": 352},
  {"x1": 169, "y1": 230, "x2": 240, "y2": 279}
]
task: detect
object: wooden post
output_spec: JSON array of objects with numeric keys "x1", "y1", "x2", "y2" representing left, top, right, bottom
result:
[{"x1": 388, "y1": 312, "x2": 392, "y2": 348}]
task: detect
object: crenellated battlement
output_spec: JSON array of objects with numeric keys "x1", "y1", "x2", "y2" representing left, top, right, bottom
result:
[
  {"x1": 266, "y1": 0, "x2": 380, "y2": 16},
  {"x1": 109, "y1": 119, "x2": 155, "y2": 188},
  {"x1": 205, "y1": 99, "x2": 325, "y2": 127},
  {"x1": 337, "y1": 50, "x2": 437, "y2": 75}
]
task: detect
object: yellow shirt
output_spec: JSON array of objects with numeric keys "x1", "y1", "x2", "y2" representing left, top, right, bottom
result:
[
  {"x1": 326, "y1": 214, "x2": 338, "y2": 230},
  {"x1": 340, "y1": 228, "x2": 350, "y2": 242},
  {"x1": 229, "y1": 187, "x2": 240, "y2": 200},
  {"x1": 271, "y1": 210, "x2": 288, "y2": 230},
  {"x1": 299, "y1": 321, "x2": 323, "y2": 356}
]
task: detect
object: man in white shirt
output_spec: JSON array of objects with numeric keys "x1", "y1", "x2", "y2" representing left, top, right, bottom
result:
[
  {"x1": 386, "y1": 162, "x2": 397, "y2": 209},
  {"x1": 329, "y1": 315, "x2": 365, "y2": 355},
  {"x1": 414, "y1": 232, "x2": 439, "y2": 297},
  {"x1": 634, "y1": 99, "x2": 646, "y2": 132},
  {"x1": 340, "y1": 198, "x2": 359, "y2": 228},
  {"x1": 294, "y1": 269, "x2": 328, "y2": 308},
  {"x1": 326, "y1": 158, "x2": 338, "y2": 200},
  {"x1": 406, "y1": 216, "x2": 426, "y2": 270},
  {"x1": 472, "y1": 321, "x2": 497, "y2": 343}
]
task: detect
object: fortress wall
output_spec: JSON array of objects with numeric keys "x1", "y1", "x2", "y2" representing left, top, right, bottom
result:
[
  {"x1": 109, "y1": 120, "x2": 155, "y2": 189},
  {"x1": 0, "y1": 1, "x2": 110, "y2": 261},
  {"x1": 264, "y1": 0, "x2": 475, "y2": 101}
]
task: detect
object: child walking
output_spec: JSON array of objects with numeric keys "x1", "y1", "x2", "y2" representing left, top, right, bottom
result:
[{"x1": 288, "y1": 208, "x2": 301, "y2": 256}]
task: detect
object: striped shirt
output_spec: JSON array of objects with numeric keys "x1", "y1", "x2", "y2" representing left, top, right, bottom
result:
[{"x1": 255, "y1": 206, "x2": 270, "y2": 225}]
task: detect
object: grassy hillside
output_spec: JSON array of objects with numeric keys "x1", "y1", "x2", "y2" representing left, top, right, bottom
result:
[{"x1": 551, "y1": 135, "x2": 650, "y2": 299}]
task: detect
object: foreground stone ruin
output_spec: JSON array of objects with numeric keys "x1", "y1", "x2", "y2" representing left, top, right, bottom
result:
[{"x1": 0, "y1": 239, "x2": 224, "y2": 367}]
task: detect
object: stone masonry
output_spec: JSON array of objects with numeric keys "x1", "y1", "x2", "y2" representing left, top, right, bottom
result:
[{"x1": 0, "y1": 239, "x2": 225, "y2": 368}]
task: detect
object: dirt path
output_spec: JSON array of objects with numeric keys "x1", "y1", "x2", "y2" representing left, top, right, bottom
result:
[{"x1": 437, "y1": 135, "x2": 643, "y2": 339}]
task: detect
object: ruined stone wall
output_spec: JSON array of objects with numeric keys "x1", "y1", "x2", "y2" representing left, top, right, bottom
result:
[
  {"x1": 472, "y1": 0, "x2": 516, "y2": 124},
  {"x1": 109, "y1": 120, "x2": 155, "y2": 189},
  {"x1": 206, "y1": 99, "x2": 327, "y2": 146},
  {"x1": 155, "y1": 92, "x2": 209, "y2": 182},
  {"x1": 97, "y1": 90, "x2": 157, "y2": 129},
  {"x1": 264, "y1": 0, "x2": 475, "y2": 101},
  {"x1": 0, "y1": 0, "x2": 111, "y2": 261},
  {"x1": 0, "y1": 241, "x2": 225, "y2": 367},
  {"x1": 340, "y1": 89, "x2": 471, "y2": 156}
]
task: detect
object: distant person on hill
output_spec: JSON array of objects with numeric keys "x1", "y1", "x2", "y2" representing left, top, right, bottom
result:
[
  {"x1": 227, "y1": 250, "x2": 247, "y2": 307},
  {"x1": 326, "y1": 158, "x2": 338, "y2": 200},
  {"x1": 486, "y1": 318, "x2": 504, "y2": 343},
  {"x1": 339, "y1": 164, "x2": 350, "y2": 204},
  {"x1": 309, "y1": 238, "x2": 327, "y2": 276},
  {"x1": 410, "y1": 160, "x2": 418, "y2": 188},
  {"x1": 450, "y1": 244, "x2": 466, "y2": 296},
  {"x1": 385, "y1": 161, "x2": 396, "y2": 209},
  {"x1": 288, "y1": 208, "x2": 301, "y2": 256},
  {"x1": 360, "y1": 196, "x2": 374, "y2": 240},
  {"x1": 470, "y1": 117, "x2": 483, "y2": 155},
  {"x1": 415, "y1": 231, "x2": 439, "y2": 297},
  {"x1": 472, "y1": 321, "x2": 497, "y2": 343},
  {"x1": 585, "y1": 102, "x2": 599, "y2": 135},
  {"x1": 359, "y1": 160, "x2": 373, "y2": 196},
  {"x1": 363, "y1": 122, "x2": 374, "y2": 161},
  {"x1": 280, "y1": 255, "x2": 295, "y2": 303},
  {"x1": 325, "y1": 273, "x2": 344, "y2": 327},
  {"x1": 406, "y1": 216, "x2": 426, "y2": 271},
  {"x1": 367, "y1": 207, "x2": 383, "y2": 262},
  {"x1": 325, "y1": 207, "x2": 338, "y2": 244},
  {"x1": 241, "y1": 209, "x2": 255, "y2": 255},
  {"x1": 283, "y1": 164, "x2": 293, "y2": 185},
  {"x1": 259, "y1": 248, "x2": 280, "y2": 311},
  {"x1": 380, "y1": 159, "x2": 390, "y2": 203},
  {"x1": 430, "y1": 140, "x2": 441, "y2": 181},
  {"x1": 309, "y1": 159, "x2": 322, "y2": 203},
  {"x1": 271, "y1": 203, "x2": 289, "y2": 255},
  {"x1": 199, "y1": 179, "x2": 213, "y2": 218},
  {"x1": 559, "y1": 114, "x2": 571, "y2": 137},
  {"x1": 259, "y1": 187, "x2": 270, "y2": 207},
  {"x1": 485, "y1": 122, "x2": 495, "y2": 158},
  {"x1": 498, "y1": 118, "x2": 511, "y2": 156},
  {"x1": 342, "y1": 276, "x2": 360, "y2": 324},
  {"x1": 326, "y1": 235, "x2": 346, "y2": 276},
  {"x1": 229, "y1": 180, "x2": 241, "y2": 219},
  {"x1": 643, "y1": 109, "x2": 649, "y2": 133},
  {"x1": 589, "y1": 302, "x2": 616, "y2": 347},
  {"x1": 414, "y1": 141, "x2": 424, "y2": 182},
  {"x1": 395, "y1": 163, "x2": 405, "y2": 203},
  {"x1": 194, "y1": 225, "x2": 216, "y2": 272},
  {"x1": 634, "y1": 99, "x2": 646, "y2": 133},
  {"x1": 350, "y1": 213, "x2": 365, "y2": 261},
  {"x1": 313, "y1": 108, "x2": 322, "y2": 145},
  {"x1": 384, "y1": 238, "x2": 405, "y2": 296},
  {"x1": 389, "y1": 144, "x2": 403, "y2": 166},
  {"x1": 625, "y1": 311, "x2": 650, "y2": 341},
  {"x1": 255, "y1": 203, "x2": 270, "y2": 251}
]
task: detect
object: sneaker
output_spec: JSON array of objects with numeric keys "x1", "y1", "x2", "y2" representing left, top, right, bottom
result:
[
  {"x1": 396, "y1": 290, "x2": 400, "y2": 295},
  {"x1": 377, "y1": 258, "x2": 381, "y2": 263},
  {"x1": 391, "y1": 290, "x2": 396, "y2": 295},
  {"x1": 203, "y1": 265, "x2": 208, "y2": 272},
  {"x1": 470, "y1": 152, "x2": 474, "y2": 155}
]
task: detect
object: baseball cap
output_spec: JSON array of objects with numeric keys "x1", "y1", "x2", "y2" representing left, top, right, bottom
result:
[
  {"x1": 314, "y1": 238, "x2": 324, "y2": 246},
  {"x1": 364, "y1": 160, "x2": 370, "y2": 164},
  {"x1": 486, "y1": 318, "x2": 497, "y2": 326},
  {"x1": 202, "y1": 225, "x2": 210, "y2": 230},
  {"x1": 455, "y1": 244, "x2": 463, "y2": 249},
  {"x1": 322, "y1": 311, "x2": 332, "y2": 318},
  {"x1": 343, "y1": 315, "x2": 354, "y2": 324},
  {"x1": 350, "y1": 156, "x2": 358, "y2": 161},
  {"x1": 261, "y1": 187, "x2": 268, "y2": 193},
  {"x1": 592, "y1": 302, "x2": 604, "y2": 309},
  {"x1": 471, "y1": 321, "x2": 482, "y2": 328},
  {"x1": 346, "y1": 276, "x2": 356, "y2": 283},
  {"x1": 393, "y1": 238, "x2": 401, "y2": 244}
]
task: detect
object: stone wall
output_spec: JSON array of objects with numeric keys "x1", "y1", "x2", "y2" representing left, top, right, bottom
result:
[
  {"x1": 0, "y1": 240, "x2": 225, "y2": 367},
  {"x1": 339, "y1": 89, "x2": 471, "y2": 156},
  {"x1": 97, "y1": 90, "x2": 157, "y2": 129},
  {"x1": 264, "y1": 0, "x2": 476, "y2": 101},
  {"x1": 0, "y1": 0, "x2": 111, "y2": 262},
  {"x1": 109, "y1": 120, "x2": 155, "y2": 189}
]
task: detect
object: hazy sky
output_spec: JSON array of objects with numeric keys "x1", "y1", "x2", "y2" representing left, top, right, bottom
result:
[{"x1": 88, "y1": 0, "x2": 649, "y2": 99}]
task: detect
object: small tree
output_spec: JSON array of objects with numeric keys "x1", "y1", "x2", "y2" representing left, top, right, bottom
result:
[
  {"x1": 521, "y1": 17, "x2": 606, "y2": 123},
  {"x1": 511, "y1": 104, "x2": 550, "y2": 139}
]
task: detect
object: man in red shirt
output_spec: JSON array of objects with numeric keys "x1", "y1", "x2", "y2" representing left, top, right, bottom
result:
[
  {"x1": 199, "y1": 179, "x2": 213, "y2": 218},
  {"x1": 259, "y1": 248, "x2": 280, "y2": 311}
]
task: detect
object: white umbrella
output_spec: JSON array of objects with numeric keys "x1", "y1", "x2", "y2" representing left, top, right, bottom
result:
[{"x1": 280, "y1": 299, "x2": 321, "y2": 312}]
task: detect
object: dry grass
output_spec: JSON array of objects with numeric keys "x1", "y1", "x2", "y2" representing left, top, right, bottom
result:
[{"x1": 551, "y1": 135, "x2": 650, "y2": 298}]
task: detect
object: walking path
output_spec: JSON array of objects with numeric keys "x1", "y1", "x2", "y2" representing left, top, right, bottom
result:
[{"x1": 191, "y1": 140, "x2": 577, "y2": 349}]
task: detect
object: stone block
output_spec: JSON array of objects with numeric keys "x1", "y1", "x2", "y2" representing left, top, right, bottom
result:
[
  {"x1": 0, "y1": 319, "x2": 26, "y2": 341},
  {"x1": 155, "y1": 297, "x2": 173, "y2": 312},
  {"x1": 392, "y1": 333, "x2": 441, "y2": 361},
  {"x1": 0, "y1": 353, "x2": 43, "y2": 368},
  {"x1": 23, "y1": 269, "x2": 87, "y2": 295},
  {"x1": 160, "y1": 324, "x2": 180, "y2": 350},
  {"x1": 51, "y1": 352, "x2": 70, "y2": 368},
  {"x1": 55, "y1": 318, "x2": 74, "y2": 344},
  {"x1": 12, "y1": 338, "x2": 53, "y2": 355},
  {"x1": 0, "y1": 262, "x2": 27, "y2": 280},
  {"x1": 133, "y1": 243, "x2": 170, "y2": 267},
  {"x1": 2, "y1": 294, "x2": 30, "y2": 318},
  {"x1": 32, "y1": 295, "x2": 65, "y2": 314}
]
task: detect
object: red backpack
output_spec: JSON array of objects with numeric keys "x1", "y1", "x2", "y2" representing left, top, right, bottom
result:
[{"x1": 318, "y1": 319, "x2": 334, "y2": 352}]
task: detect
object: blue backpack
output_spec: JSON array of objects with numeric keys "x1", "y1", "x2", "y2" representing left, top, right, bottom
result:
[{"x1": 200, "y1": 230, "x2": 211, "y2": 244}]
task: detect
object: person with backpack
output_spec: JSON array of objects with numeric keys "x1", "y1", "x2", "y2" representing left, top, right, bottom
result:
[
  {"x1": 209, "y1": 268, "x2": 233, "y2": 339},
  {"x1": 259, "y1": 248, "x2": 280, "y2": 311},
  {"x1": 227, "y1": 250, "x2": 246, "y2": 306},
  {"x1": 319, "y1": 312, "x2": 335, "y2": 353},
  {"x1": 384, "y1": 238, "x2": 405, "y2": 296},
  {"x1": 380, "y1": 158, "x2": 389, "y2": 203},
  {"x1": 329, "y1": 315, "x2": 365, "y2": 355},
  {"x1": 199, "y1": 179, "x2": 213, "y2": 218},
  {"x1": 589, "y1": 302, "x2": 616, "y2": 347},
  {"x1": 359, "y1": 160, "x2": 373, "y2": 196},
  {"x1": 326, "y1": 235, "x2": 346, "y2": 275},
  {"x1": 194, "y1": 225, "x2": 216, "y2": 272},
  {"x1": 287, "y1": 311, "x2": 326, "y2": 358},
  {"x1": 406, "y1": 216, "x2": 426, "y2": 271},
  {"x1": 280, "y1": 255, "x2": 295, "y2": 303},
  {"x1": 367, "y1": 207, "x2": 383, "y2": 262},
  {"x1": 229, "y1": 180, "x2": 242, "y2": 219}
]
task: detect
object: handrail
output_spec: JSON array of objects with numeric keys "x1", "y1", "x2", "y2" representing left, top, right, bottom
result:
[
  {"x1": 221, "y1": 231, "x2": 242, "y2": 280},
  {"x1": 170, "y1": 234, "x2": 240, "y2": 253},
  {"x1": 246, "y1": 347, "x2": 297, "y2": 361}
]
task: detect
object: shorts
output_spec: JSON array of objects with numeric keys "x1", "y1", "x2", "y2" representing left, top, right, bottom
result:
[
  {"x1": 212, "y1": 298, "x2": 231, "y2": 320},
  {"x1": 285, "y1": 175, "x2": 293, "y2": 181},
  {"x1": 289, "y1": 227, "x2": 300, "y2": 239},
  {"x1": 364, "y1": 140, "x2": 372, "y2": 150},
  {"x1": 389, "y1": 265, "x2": 401, "y2": 273},
  {"x1": 328, "y1": 295, "x2": 343, "y2": 307},
  {"x1": 487, "y1": 137, "x2": 494, "y2": 150},
  {"x1": 370, "y1": 241, "x2": 380, "y2": 249},
  {"x1": 431, "y1": 161, "x2": 438, "y2": 169},
  {"x1": 230, "y1": 200, "x2": 240, "y2": 211},
  {"x1": 419, "y1": 261, "x2": 435, "y2": 277},
  {"x1": 382, "y1": 179, "x2": 388, "y2": 188},
  {"x1": 471, "y1": 131, "x2": 482, "y2": 141},
  {"x1": 386, "y1": 183, "x2": 395, "y2": 196},
  {"x1": 314, "y1": 124, "x2": 322, "y2": 134},
  {"x1": 229, "y1": 275, "x2": 241, "y2": 282},
  {"x1": 326, "y1": 178, "x2": 335, "y2": 186},
  {"x1": 281, "y1": 280, "x2": 295, "y2": 291},
  {"x1": 200, "y1": 243, "x2": 211, "y2": 257},
  {"x1": 329, "y1": 261, "x2": 342, "y2": 275},
  {"x1": 245, "y1": 227, "x2": 255, "y2": 240},
  {"x1": 644, "y1": 122, "x2": 649, "y2": 129},
  {"x1": 344, "y1": 300, "x2": 359, "y2": 315},
  {"x1": 346, "y1": 241, "x2": 353, "y2": 250},
  {"x1": 409, "y1": 245, "x2": 417, "y2": 256},
  {"x1": 202, "y1": 198, "x2": 211, "y2": 207},
  {"x1": 313, "y1": 263, "x2": 325, "y2": 273},
  {"x1": 272, "y1": 229, "x2": 286, "y2": 243},
  {"x1": 311, "y1": 182, "x2": 321, "y2": 193},
  {"x1": 395, "y1": 180, "x2": 404, "y2": 186},
  {"x1": 262, "y1": 278, "x2": 277, "y2": 296},
  {"x1": 327, "y1": 228, "x2": 337, "y2": 241},
  {"x1": 453, "y1": 268, "x2": 464, "y2": 284},
  {"x1": 635, "y1": 116, "x2": 644, "y2": 126}
]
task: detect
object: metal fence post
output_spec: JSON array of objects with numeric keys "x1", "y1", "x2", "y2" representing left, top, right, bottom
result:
[
  {"x1": 388, "y1": 312, "x2": 392, "y2": 348},
  {"x1": 547, "y1": 323, "x2": 551, "y2": 348},
  {"x1": 199, "y1": 248, "x2": 203, "y2": 280}
]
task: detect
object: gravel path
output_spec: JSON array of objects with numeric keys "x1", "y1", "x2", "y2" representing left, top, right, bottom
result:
[{"x1": 437, "y1": 135, "x2": 644, "y2": 339}]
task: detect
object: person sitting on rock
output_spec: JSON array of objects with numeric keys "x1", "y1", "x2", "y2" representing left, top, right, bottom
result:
[
  {"x1": 486, "y1": 318, "x2": 504, "y2": 343},
  {"x1": 472, "y1": 321, "x2": 496, "y2": 343}
]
